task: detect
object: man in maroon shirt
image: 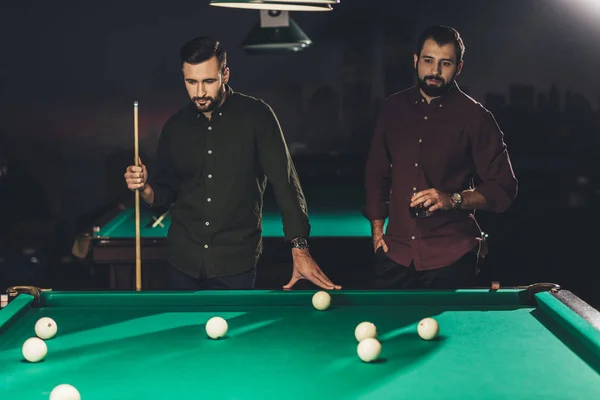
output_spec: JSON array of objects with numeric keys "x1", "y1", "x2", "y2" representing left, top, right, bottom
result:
[{"x1": 364, "y1": 25, "x2": 518, "y2": 289}]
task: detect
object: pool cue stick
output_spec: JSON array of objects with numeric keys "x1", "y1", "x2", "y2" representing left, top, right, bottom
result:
[
  {"x1": 134, "y1": 101, "x2": 142, "y2": 291},
  {"x1": 151, "y1": 208, "x2": 169, "y2": 228}
]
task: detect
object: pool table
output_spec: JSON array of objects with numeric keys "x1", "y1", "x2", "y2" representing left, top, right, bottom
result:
[{"x1": 2, "y1": 284, "x2": 600, "y2": 399}]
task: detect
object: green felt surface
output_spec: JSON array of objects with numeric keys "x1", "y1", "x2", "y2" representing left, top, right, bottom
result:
[{"x1": 1, "y1": 291, "x2": 600, "y2": 399}]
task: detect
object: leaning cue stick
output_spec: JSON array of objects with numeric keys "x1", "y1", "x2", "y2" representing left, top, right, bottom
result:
[{"x1": 134, "y1": 101, "x2": 142, "y2": 291}]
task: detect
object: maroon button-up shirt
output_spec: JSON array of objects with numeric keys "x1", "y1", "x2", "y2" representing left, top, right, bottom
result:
[{"x1": 364, "y1": 83, "x2": 518, "y2": 270}]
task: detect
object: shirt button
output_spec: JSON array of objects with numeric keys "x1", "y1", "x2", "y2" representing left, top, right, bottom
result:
[
  {"x1": 414, "y1": 163, "x2": 418, "y2": 167},
  {"x1": 424, "y1": 116, "x2": 428, "y2": 120},
  {"x1": 204, "y1": 244, "x2": 209, "y2": 249},
  {"x1": 207, "y1": 150, "x2": 212, "y2": 154},
  {"x1": 219, "y1": 112, "x2": 222, "y2": 116},
  {"x1": 413, "y1": 187, "x2": 417, "y2": 191},
  {"x1": 208, "y1": 174, "x2": 212, "y2": 178},
  {"x1": 205, "y1": 222, "x2": 210, "y2": 226},
  {"x1": 418, "y1": 139, "x2": 422, "y2": 143},
  {"x1": 207, "y1": 198, "x2": 211, "y2": 202},
  {"x1": 208, "y1": 126, "x2": 212, "y2": 131},
  {"x1": 411, "y1": 236, "x2": 416, "y2": 240},
  {"x1": 439, "y1": 104, "x2": 443, "y2": 107}
]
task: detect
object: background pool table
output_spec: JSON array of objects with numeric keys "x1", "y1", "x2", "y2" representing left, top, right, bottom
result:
[
  {"x1": 75, "y1": 184, "x2": 387, "y2": 290},
  {"x1": 1, "y1": 286, "x2": 600, "y2": 399},
  {"x1": 86, "y1": 183, "x2": 376, "y2": 262}
]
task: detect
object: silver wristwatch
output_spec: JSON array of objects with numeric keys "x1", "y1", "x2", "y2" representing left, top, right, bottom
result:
[
  {"x1": 291, "y1": 237, "x2": 309, "y2": 249},
  {"x1": 450, "y1": 192, "x2": 463, "y2": 210}
]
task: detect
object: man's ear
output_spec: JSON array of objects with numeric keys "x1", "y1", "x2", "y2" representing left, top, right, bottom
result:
[
  {"x1": 413, "y1": 53, "x2": 418, "y2": 69},
  {"x1": 223, "y1": 67, "x2": 230, "y2": 84},
  {"x1": 456, "y1": 61, "x2": 464, "y2": 76}
]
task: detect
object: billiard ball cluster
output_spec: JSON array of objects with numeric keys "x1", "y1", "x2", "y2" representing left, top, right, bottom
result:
[
  {"x1": 20, "y1": 316, "x2": 81, "y2": 400},
  {"x1": 19, "y1": 293, "x2": 440, "y2": 397},
  {"x1": 312, "y1": 291, "x2": 440, "y2": 363}
]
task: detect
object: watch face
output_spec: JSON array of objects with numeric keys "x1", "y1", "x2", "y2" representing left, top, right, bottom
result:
[{"x1": 293, "y1": 238, "x2": 308, "y2": 248}]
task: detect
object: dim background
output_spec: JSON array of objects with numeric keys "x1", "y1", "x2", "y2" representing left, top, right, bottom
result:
[{"x1": 0, "y1": 0, "x2": 599, "y2": 305}]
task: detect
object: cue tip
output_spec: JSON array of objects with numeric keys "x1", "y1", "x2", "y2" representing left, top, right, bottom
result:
[{"x1": 134, "y1": 101, "x2": 138, "y2": 107}]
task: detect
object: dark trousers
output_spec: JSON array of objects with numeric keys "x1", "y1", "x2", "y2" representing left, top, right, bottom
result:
[
  {"x1": 166, "y1": 265, "x2": 256, "y2": 290},
  {"x1": 371, "y1": 247, "x2": 478, "y2": 290}
]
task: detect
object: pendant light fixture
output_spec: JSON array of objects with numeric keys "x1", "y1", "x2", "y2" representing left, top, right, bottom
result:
[{"x1": 242, "y1": 10, "x2": 312, "y2": 54}]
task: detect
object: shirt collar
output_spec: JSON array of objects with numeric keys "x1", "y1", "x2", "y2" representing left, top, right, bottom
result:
[{"x1": 412, "y1": 81, "x2": 461, "y2": 107}]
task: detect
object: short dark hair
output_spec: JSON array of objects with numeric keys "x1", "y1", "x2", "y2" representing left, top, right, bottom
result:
[
  {"x1": 416, "y1": 25, "x2": 465, "y2": 63},
  {"x1": 180, "y1": 36, "x2": 227, "y2": 71}
]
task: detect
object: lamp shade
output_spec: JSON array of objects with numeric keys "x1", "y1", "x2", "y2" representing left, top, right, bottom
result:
[
  {"x1": 242, "y1": 11, "x2": 312, "y2": 54},
  {"x1": 210, "y1": 0, "x2": 333, "y2": 12}
]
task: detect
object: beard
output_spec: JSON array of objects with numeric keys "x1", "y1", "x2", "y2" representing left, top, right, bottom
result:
[
  {"x1": 416, "y1": 70, "x2": 455, "y2": 97},
  {"x1": 192, "y1": 87, "x2": 225, "y2": 113}
]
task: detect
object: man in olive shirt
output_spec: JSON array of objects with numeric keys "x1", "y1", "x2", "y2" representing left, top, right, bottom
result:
[
  {"x1": 364, "y1": 26, "x2": 518, "y2": 289},
  {"x1": 125, "y1": 37, "x2": 340, "y2": 291}
]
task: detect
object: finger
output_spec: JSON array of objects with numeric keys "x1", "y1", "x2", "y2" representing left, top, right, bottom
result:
[
  {"x1": 383, "y1": 242, "x2": 389, "y2": 252},
  {"x1": 413, "y1": 188, "x2": 434, "y2": 199},
  {"x1": 138, "y1": 156, "x2": 144, "y2": 167},
  {"x1": 127, "y1": 174, "x2": 144, "y2": 181},
  {"x1": 422, "y1": 198, "x2": 435, "y2": 208},
  {"x1": 428, "y1": 203, "x2": 442, "y2": 212},
  {"x1": 411, "y1": 194, "x2": 430, "y2": 207},
  {"x1": 283, "y1": 275, "x2": 300, "y2": 290},
  {"x1": 309, "y1": 273, "x2": 335, "y2": 290},
  {"x1": 410, "y1": 192, "x2": 426, "y2": 203},
  {"x1": 313, "y1": 268, "x2": 341, "y2": 290},
  {"x1": 303, "y1": 266, "x2": 331, "y2": 287}
]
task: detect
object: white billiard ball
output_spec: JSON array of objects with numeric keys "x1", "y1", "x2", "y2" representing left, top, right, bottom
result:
[
  {"x1": 35, "y1": 317, "x2": 57, "y2": 340},
  {"x1": 354, "y1": 321, "x2": 377, "y2": 342},
  {"x1": 417, "y1": 317, "x2": 439, "y2": 340},
  {"x1": 205, "y1": 316, "x2": 228, "y2": 339},
  {"x1": 49, "y1": 384, "x2": 81, "y2": 400},
  {"x1": 312, "y1": 291, "x2": 331, "y2": 311},
  {"x1": 22, "y1": 337, "x2": 47, "y2": 363},
  {"x1": 357, "y1": 337, "x2": 382, "y2": 362}
]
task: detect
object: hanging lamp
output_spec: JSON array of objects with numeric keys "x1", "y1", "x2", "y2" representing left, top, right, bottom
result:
[{"x1": 242, "y1": 10, "x2": 312, "y2": 54}]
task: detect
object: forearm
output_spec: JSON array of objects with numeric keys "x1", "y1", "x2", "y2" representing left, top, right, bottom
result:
[
  {"x1": 292, "y1": 247, "x2": 311, "y2": 259},
  {"x1": 140, "y1": 184, "x2": 155, "y2": 206},
  {"x1": 460, "y1": 189, "x2": 488, "y2": 210},
  {"x1": 370, "y1": 219, "x2": 385, "y2": 238}
]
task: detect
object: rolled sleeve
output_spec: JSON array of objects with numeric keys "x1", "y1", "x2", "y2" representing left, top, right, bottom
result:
[
  {"x1": 471, "y1": 109, "x2": 518, "y2": 212},
  {"x1": 363, "y1": 105, "x2": 392, "y2": 220},
  {"x1": 256, "y1": 102, "x2": 310, "y2": 241}
]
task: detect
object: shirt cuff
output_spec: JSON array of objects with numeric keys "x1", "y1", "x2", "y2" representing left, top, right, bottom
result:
[
  {"x1": 362, "y1": 202, "x2": 389, "y2": 221},
  {"x1": 474, "y1": 184, "x2": 514, "y2": 213}
]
